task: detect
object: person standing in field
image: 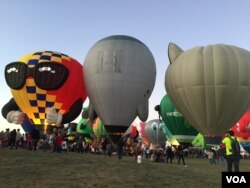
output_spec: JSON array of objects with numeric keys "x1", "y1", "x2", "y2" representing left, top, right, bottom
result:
[
  {"x1": 177, "y1": 145, "x2": 187, "y2": 167},
  {"x1": 15, "y1": 129, "x2": 22, "y2": 149},
  {"x1": 222, "y1": 130, "x2": 240, "y2": 172},
  {"x1": 117, "y1": 137, "x2": 124, "y2": 160},
  {"x1": 32, "y1": 127, "x2": 40, "y2": 151}
]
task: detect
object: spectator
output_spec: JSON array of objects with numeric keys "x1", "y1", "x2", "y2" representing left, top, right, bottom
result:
[
  {"x1": 27, "y1": 133, "x2": 33, "y2": 150},
  {"x1": 32, "y1": 127, "x2": 40, "y2": 151},
  {"x1": 15, "y1": 129, "x2": 22, "y2": 149},
  {"x1": 217, "y1": 144, "x2": 226, "y2": 166},
  {"x1": 177, "y1": 145, "x2": 187, "y2": 167},
  {"x1": 55, "y1": 132, "x2": 63, "y2": 153},
  {"x1": 9, "y1": 129, "x2": 17, "y2": 149},
  {"x1": 42, "y1": 131, "x2": 50, "y2": 152},
  {"x1": 49, "y1": 132, "x2": 56, "y2": 153},
  {"x1": 222, "y1": 130, "x2": 241, "y2": 172},
  {"x1": 117, "y1": 137, "x2": 124, "y2": 160},
  {"x1": 165, "y1": 146, "x2": 174, "y2": 164}
]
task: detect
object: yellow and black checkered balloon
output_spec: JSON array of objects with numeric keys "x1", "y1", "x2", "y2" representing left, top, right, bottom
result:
[{"x1": 10, "y1": 51, "x2": 87, "y2": 126}]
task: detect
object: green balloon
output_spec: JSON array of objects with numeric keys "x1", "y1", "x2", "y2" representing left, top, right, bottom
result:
[
  {"x1": 192, "y1": 133, "x2": 205, "y2": 148},
  {"x1": 160, "y1": 95, "x2": 198, "y2": 143},
  {"x1": 92, "y1": 118, "x2": 107, "y2": 137},
  {"x1": 77, "y1": 118, "x2": 94, "y2": 135}
]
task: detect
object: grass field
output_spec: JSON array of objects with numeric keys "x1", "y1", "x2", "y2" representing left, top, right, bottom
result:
[{"x1": 0, "y1": 148, "x2": 249, "y2": 188}]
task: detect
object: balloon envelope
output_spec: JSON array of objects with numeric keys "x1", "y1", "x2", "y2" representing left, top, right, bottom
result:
[
  {"x1": 192, "y1": 134, "x2": 222, "y2": 148},
  {"x1": 77, "y1": 118, "x2": 94, "y2": 135},
  {"x1": 123, "y1": 123, "x2": 138, "y2": 139},
  {"x1": 84, "y1": 35, "x2": 156, "y2": 134},
  {"x1": 145, "y1": 119, "x2": 166, "y2": 146},
  {"x1": 231, "y1": 109, "x2": 250, "y2": 152},
  {"x1": 160, "y1": 95, "x2": 198, "y2": 143},
  {"x1": 139, "y1": 122, "x2": 151, "y2": 146},
  {"x1": 192, "y1": 133, "x2": 205, "y2": 148},
  {"x1": 92, "y1": 118, "x2": 106, "y2": 138},
  {"x1": 231, "y1": 110, "x2": 250, "y2": 139},
  {"x1": 165, "y1": 43, "x2": 250, "y2": 135},
  {"x1": 6, "y1": 51, "x2": 87, "y2": 129}
]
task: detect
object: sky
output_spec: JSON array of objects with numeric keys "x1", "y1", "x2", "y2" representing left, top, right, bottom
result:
[{"x1": 1, "y1": 0, "x2": 250, "y2": 132}]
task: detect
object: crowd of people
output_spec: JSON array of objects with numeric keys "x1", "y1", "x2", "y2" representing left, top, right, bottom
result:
[
  {"x1": 0, "y1": 128, "x2": 247, "y2": 172},
  {"x1": 0, "y1": 127, "x2": 115, "y2": 155}
]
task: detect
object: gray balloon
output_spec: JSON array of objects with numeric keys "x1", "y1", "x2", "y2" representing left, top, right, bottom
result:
[
  {"x1": 83, "y1": 35, "x2": 156, "y2": 133},
  {"x1": 145, "y1": 119, "x2": 167, "y2": 146},
  {"x1": 166, "y1": 43, "x2": 250, "y2": 135}
]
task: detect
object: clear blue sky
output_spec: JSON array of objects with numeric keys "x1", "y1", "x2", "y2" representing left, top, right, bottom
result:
[{"x1": 1, "y1": 0, "x2": 250, "y2": 132}]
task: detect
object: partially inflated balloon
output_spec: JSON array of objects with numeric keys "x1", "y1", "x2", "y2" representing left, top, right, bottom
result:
[
  {"x1": 165, "y1": 43, "x2": 250, "y2": 135},
  {"x1": 123, "y1": 124, "x2": 138, "y2": 139},
  {"x1": 84, "y1": 35, "x2": 156, "y2": 137},
  {"x1": 161, "y1": 125, "x2": 179, "y2": 146},
  {"x1": 139, "y1": 122, "x2": 151, "y2": 146},
  {"x1": 92, "y1": 118, "x2": 106, "y2": 137},
  {"x1": 231, "y1": 110, "x2": 250, "y2": 151},
  {"x1": 192, "y1": 134, "x2": 222, "y2": 148},
  {"x1": 231, "y1": 109, "x2": 250, "y2": 140},
  {"x1": 77, "y1": 118, "x2": 94, "y2": 137},
  {"x1": 191, "y1": 133, "x2": 205, "y2": 148},
  {"x1": 159, "y1": 95, "x2": 198, "y2": 143},
  {"x1": 145, "y1": 119, "x2": 166, "y2": 146},
  {"x1": 4, "y1": 51, "x2": 87, "y2": 129}
]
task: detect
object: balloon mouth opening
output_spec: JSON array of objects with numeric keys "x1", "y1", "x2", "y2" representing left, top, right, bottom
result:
[{"x1": 104, "y1": 125, "x2": 128, "y2": 143}]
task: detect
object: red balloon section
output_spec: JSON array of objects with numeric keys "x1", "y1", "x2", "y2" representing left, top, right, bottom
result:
[{"x1": 231, "y1": 109, "x2": 250, "y2": 140}]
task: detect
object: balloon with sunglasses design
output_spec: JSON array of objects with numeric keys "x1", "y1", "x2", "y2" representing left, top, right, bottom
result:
[{"x1": 2, "y1": 51, "x2": 87, "y2": 131}]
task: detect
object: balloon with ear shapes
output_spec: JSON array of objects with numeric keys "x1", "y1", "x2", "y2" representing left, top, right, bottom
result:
[
  {"x1": 165, "y1": 43, "x2": 250, "y2": 135},
  {"x1": 84, "y1": 35, "x2": 156, "y2": 141}
]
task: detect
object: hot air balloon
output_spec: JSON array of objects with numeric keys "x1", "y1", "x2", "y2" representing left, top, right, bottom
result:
[
  {"x1": 161, "y1": 125, "x2": 179, "y2": 146},
  {"x1": 165, "y1": 43, "x2": 250, "y2": 135},
  {"x1": 158, "y1": 95, "x2": 198, "y2": 143},
  {"x1": 77, "y1": 118, "x2": 94, "y2": 139},
  {"x1": 144, "y1": 119, "x2": 166, "y2": 146},
  {"x1": 192, "y1": 133, "x2": 222, "y2": 148},
  {"x1": 2, "y1": 51, "x2": 87, "y2": 132},
  {"x1": 92, "y1": 118, "x2": 107, "y2": 138},
  {"x1": 83, "y1": 35, "x2": 156, "y2": 142},
  {"x1": 231, "y1": 109, "x2": 250, "y2": 152},
  {"x1": 139, "y1": 122, "x2": 151, "y2": 146},
  {"x1": 123, "y1": 123, "x2": 139, "y2": 139},
  {"x1": 192, "y1": 133, "x2": 205, "y2": 148}
]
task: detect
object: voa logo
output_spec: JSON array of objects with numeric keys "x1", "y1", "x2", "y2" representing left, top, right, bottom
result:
[{"x1": 226, "y1": 176, "x2": 246, "y2": 184}]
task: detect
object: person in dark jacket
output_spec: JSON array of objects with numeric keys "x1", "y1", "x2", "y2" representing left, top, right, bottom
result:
[
  {"x1": 32, "y1": 126, "x2": 40, "y2": 151},
  {"x1": 177, "y1": 145, "x2": 187, "y2": 167},
  {"x1": 165, "y1": 146, "x2": 174, "y2": 164},
  {"x1": 117, "y1": 137, "x2": 124, "y2": 160}
]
